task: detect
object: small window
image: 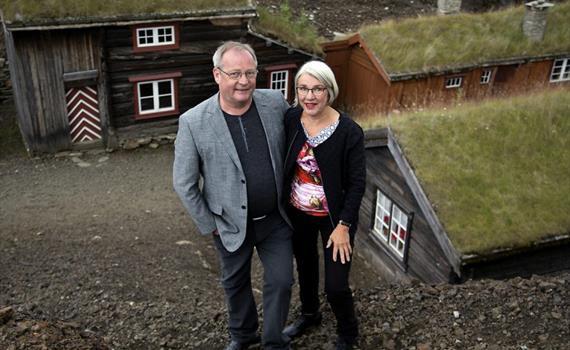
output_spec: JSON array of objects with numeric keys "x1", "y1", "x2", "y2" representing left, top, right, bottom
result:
[
  {"x1": 270, "y1": 70, "x2": 289, "y2": 99},
  {"x1": 129, "y1": 72, "x2": 182, "y2": 120},
  {"x1": 265, "y1": 64, "x2": 297, "y2": 102},
  {"x1": 445, "y1": 76, "x2": 463, "y2": 89},
  {"x1": 373, "y1": 190, "x2": 411, "y2": 259},
  {"x1": 132, "y1": 23, "x2": 180, "y2": 52},
  {"x1": 550, "y1": 58, "x2": 570, "y2": 82},
  {"x1": 480, "y1": 70, "x2": 493, "y2": 84}
]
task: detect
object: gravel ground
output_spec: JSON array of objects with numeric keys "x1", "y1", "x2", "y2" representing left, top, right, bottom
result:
[{"x1": 1, "y1": 137, "x2": 569, "y2": 350}]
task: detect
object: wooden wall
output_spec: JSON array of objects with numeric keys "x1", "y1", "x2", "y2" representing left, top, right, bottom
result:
[
  {"x1": 462, "y1": 242, "x2": 570, "y2": 281},
  {"x1": 106, "y1": 20, "x2": 312, "y2": 129},
  {"x1": 7, "y1": 29, "x2": 103, "y2": 153},
  {"x1": 326, "y1": 43, "x2": 566, "y2": 115},
  {"x1": 357, "y1": 146, "x2": 455, "y2": 284}
]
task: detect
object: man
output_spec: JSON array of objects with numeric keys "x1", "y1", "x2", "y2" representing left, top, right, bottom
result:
[{"x1": 173, "y1": 41, "x2": 293, "y2": 350}]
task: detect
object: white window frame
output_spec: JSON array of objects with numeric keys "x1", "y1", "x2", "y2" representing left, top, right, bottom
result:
[
  {"x1": 137, "y1": 79, "x2": 175, "y2": 115},
  {"x1": 445, "y1": 76, "x2": 463, "y2": 88},
  {"x1": 270, "y1": 70, "x2": 289, "y2": 99},
  {"x1": 373, "y1": 190, "x2": 410, "y2": 259},
  {"x1": 136, "y1": 25, "x2": 175, "y2": 48},
  {"x1": 480, "y1": 69, "x2": 492, "y2": 84},
  {"x1": 550, "y1": 58, "x2": 570, "y2": 83}
]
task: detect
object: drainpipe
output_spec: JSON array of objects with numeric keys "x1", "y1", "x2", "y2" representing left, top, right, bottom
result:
[{"x1": 523, "y1": 0, "x2": 554, "y2": 42}]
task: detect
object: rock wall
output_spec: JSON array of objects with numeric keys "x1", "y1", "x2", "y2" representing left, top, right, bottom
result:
[{"x1": 0, "y1": 24, "x2": 13, "y2": 105}]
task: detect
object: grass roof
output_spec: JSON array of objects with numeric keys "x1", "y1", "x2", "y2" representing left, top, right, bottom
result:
[
  {"x1": 0, "y1": 0, "x2": 251, "y2": 23},
  {"x1": 359, "y1": 1, "x2": 570, "y2": 74},
  {"x1": 362, "y1": 89, "x2": 570, "y2": 255}
]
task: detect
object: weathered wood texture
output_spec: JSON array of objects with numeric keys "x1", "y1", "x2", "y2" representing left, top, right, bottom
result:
[
  {"x1": 357, "y1": 146, "x2": 455, "y2": 284},
  {"x1": 7, "y1": 28, "x2": 103, "y2": 153},
  {"x1": 106, "y1": 20, "x2": 312, "y2": 130},
  {"x1": 461, "y1": 241, "x2": 570, "y2": 281}
]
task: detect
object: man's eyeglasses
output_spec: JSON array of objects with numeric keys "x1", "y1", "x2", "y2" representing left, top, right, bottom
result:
[
  {"x1": 217, "y1": 67, "x2": 258, "y2": 80},
  {"x1": 296, "y1": 86, "x2": 327, "y2": 97}
]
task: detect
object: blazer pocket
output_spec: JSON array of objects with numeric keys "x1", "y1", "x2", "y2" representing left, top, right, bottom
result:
[{"x1": 209, "y1": 204, "x2": 239, "y2": 234}]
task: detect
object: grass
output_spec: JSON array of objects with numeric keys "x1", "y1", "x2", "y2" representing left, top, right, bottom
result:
[
  {"x1": 359, "y1": 1, "x2": 570, "y2": 74},
  {"x1": 364, "y1": 89, "x2": 570, "y2": 255},
  {"x1": 253, "y1": 2, "x2": 324, "y2": 54},
  {"x1": 0, "y1": 0, "x2": 251, "y2": 22}
]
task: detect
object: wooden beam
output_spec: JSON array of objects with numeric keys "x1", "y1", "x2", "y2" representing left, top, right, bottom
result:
[{"x1": 63, "y1": 69, "x2": 99, "y2": 82}]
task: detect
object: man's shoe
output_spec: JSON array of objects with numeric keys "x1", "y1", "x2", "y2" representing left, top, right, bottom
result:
[
  {"x1": 224, "y1": 335, "x2": 261, "y2": 350},
  {"x1": 283, "y1": 312, "x2": 322, "y2": 339},
  {"x1": 335, "y1": 338, "x2": 355, "y2": 350}
]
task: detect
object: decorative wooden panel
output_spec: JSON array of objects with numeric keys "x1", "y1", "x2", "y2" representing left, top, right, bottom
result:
[{"x1": 66, "y1": 86, "x2": 102, "y2": 143}]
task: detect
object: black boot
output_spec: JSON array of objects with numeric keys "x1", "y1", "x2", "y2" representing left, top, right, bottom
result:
[
  {"x1": 335, "y1": 337, "x2": 355, "y2": 350},
  {"x1": 283, "y1": 312, "x2": 322, "y2": 339}
]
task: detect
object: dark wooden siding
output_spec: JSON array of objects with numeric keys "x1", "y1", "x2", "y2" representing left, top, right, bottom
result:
[
  {"x1": 357, "y1": 146, "x2": 454, "y2": 284},
  {"x1": 106, "y1": 21, "x2": 312, "y2": 129},
  {"x1": 462, "y1": 242, "x2": 570, "y2": 281},
  {"x1": 7, "y1": 29, "x2": 103, "y2": 153}
]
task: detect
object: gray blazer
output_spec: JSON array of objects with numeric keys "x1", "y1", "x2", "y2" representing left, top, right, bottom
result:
[{"x1": 173, "y1": 89, "x2": 290, "y2": 252}]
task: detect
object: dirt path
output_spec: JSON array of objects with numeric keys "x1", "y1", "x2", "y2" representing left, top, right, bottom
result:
[{"x1": 0, "y1": 143, "x2": 382, "y2": 349}]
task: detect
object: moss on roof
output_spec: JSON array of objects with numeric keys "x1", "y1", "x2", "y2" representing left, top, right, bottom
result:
[
  {"x1": 0, "y1": 0, "x2": 251, "y2": 23},
  {"x1": 367, "y1": 89, "x2": 570, "y2": 255},
  {"x1": 359, "y1": 1, "x2": 570, "y2": 75}
]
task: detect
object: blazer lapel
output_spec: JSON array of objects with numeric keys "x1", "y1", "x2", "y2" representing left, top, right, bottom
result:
[{"x1": 206, "y1": 94, "x2": 243, "y2": 173}]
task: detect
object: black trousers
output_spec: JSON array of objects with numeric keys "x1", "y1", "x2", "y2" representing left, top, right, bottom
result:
[
  {"x1": 287, "y1": 206, "x2": 358, "y2": 342},
  {"x1": 213, "y1": 211, "x2": 293, "y2": 349}
]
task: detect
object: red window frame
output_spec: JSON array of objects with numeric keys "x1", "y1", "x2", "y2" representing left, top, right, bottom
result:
[
  {"x1": 131, "y1": 22, "x2": 180, "y2": 53},
  {"x1": 128, "y1": 72, "x2": 182, "y2": 120},
  {"x1": 265, "y1": 64, "x2": 297, "y2": 102}
]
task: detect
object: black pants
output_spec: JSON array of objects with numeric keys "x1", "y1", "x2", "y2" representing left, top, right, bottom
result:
[
  {"x1": 213, "y1": 211, "x2": 293, "y2": 349},
  {"x1": 288, "y1": 206, "x2": 358, "y2": 342}
]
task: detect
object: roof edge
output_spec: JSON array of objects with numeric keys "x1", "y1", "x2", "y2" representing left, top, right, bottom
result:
[
  {"x1": 386, "y1": 128, "x2": 463, "y2": 276},
  {"x1": 462, "y1": 232, "x2": 570, "y2": 265},
  {"x1": 322, "y1": 33, "x2": 392, "y2": 86},
  {"x1": 3, "y1": 7, "x2": 257, "y2": 31}
]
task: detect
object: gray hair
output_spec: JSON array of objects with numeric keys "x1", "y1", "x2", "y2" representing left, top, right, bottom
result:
[
  {"x1": 212, "y1": 41, "x2": 258, "y2": 68},
  {"x1": 293, "y1": 60, "x2": 339, "y2": 106}
]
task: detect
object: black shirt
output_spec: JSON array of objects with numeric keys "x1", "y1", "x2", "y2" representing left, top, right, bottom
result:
[{"x1": 223, "y1": 102, "x2": 277, "y2": 218}]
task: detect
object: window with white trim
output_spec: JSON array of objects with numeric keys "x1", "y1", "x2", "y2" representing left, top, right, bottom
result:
[
  {"x1": 270, "y1": 70, "x2": 289, "y2": 99},
  {"x1": 136, "y1": 25, "x2": 175, "y2": 48},
  {"x1": 137, "y1": 79, "x2": 175, "y2": 115},
  {"x1": 550, "y1": 58, "x2": 570, "y2": 82},
  {"x1": 480, "y1": 70, "x2": 492, "y2": 84},
  {"x1": 373, "y1": 190, "x2": 410, "y2": 259},
  {"x1": 445, "y1": 76, "x2": 463, "y2": 88}
]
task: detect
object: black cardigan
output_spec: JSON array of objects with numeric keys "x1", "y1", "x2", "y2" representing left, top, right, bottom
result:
[{"x1": 283, "y1": 106, "x2": 366, "y2": 233}]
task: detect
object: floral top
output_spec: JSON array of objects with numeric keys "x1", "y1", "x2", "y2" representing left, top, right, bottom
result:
[{"x1": 289, "y1": 119, "x2": 340, "y2": 216}]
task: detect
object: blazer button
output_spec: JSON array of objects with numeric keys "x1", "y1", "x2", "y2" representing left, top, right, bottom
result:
[
  {"x1": 241, "y1": 205, "x2": 246, "y2": 209},
  {"x1": 241, "y1": 179, "x2": 246, "y2": 184}
]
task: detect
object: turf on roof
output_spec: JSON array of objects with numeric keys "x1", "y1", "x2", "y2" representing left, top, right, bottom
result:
[
  {"x1": 0, "y1": 0, "x2": 251, "y2": 22},
  {"x1": 359, "y1": 1, "x2": 570, "y2": 74},
  {"x1": 384, "y1": 89, "x2": 570, "y2": 255}
]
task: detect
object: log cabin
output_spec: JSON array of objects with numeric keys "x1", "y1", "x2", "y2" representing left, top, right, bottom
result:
[
  {"x1": 1, "y1": 2, "x2": 315, "y2": 154},
  {"x1": 357, "y1": 90, "x2": 570, "y2": 284},
  {"x1": 322, "y1": 1, "x2": 570, "y2": 115}
]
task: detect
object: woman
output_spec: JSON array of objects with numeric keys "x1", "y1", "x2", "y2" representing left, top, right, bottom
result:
[{"x1": 283, "y1": 60, "x2": 366, "y2": 350}]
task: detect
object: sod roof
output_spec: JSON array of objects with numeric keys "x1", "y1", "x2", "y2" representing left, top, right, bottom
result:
[
  {"x1": 0, "y1": 0, "x2": 252, "y2": 26},
  {"x1": 359, "y1": 1, "x2": 570, "y2": 75},
  {"x1": 364, "y1": 89, "x2": 570, "y2": 256}
]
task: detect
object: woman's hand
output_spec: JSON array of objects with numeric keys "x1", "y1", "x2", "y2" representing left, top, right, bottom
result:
[{"x1": 326, "y1": 224, "x2": 352, "y2": 264}]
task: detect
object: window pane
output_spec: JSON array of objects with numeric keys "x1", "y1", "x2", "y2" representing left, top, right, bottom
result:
[
  {"x1": 139, "y1": 83, "x2": 153, "y2": 97},
  {"x1": 140, "y1": 97, "x2": 154, "y2": 111},
  {"x1": 158, "y1": 81, "x2": 172, "y2": 94},
  {"x1": 159, "y1": 95, "x2": 173, "y2": 109}
]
